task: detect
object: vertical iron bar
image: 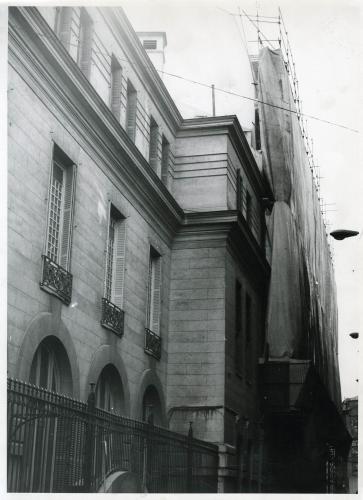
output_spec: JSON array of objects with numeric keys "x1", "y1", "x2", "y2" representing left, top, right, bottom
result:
[
  {"x1": 187, "y1": 422, "x2": 193, "y2": 493},
  {"x1": 83, "y1": 383, "x2": 95, "y2": 492}
]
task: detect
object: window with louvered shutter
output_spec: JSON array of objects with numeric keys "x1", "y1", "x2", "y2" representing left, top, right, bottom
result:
[
  {"x1": 46, "y1": 145, "x2": 76, "y2": 271},
  {"x1": 104, "y1": 204, "x2": 126, "y2": 308},
  {"x1": 147, "y1": 248, "x2": 161, "y2": 335},
  {"x1": 149, "y1": 117, "x2": 159, "y2": 172},
  {"x1": 110, "y1": 55, "x2": 122, "y2": 120},
  {"x1": 126, "y1": 80, "x2": 137, "y2": 141},
  {"x1": 55, "y1": 7, "x2": 72, "y2": 49},
  {"x1": 235, "y1": 280, "x2": 243, "y2": 375},
  {"x1": 77, "y1": 8, "x2": 93, "y2": 79},
  {"x1": 161, "y1": 136, "x2": 169, "y2": 185}
]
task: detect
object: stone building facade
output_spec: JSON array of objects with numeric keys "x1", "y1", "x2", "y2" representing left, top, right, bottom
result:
[{"x1": 8, "y1": 6, "x2": 271, "y2": 492}]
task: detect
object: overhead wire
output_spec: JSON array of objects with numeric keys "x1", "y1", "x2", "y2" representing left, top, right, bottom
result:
[{"x1": 34, "y1": 31, "x2": 359, "y2": 134}]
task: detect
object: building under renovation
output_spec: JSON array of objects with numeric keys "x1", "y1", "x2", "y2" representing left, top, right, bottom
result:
[{"x1": 7, "y1": 5, "x2": 351, "y2": 493}]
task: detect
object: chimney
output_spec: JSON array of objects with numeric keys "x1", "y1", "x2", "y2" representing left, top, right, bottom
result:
[{"x1": 137, "y1": 32, "x2": 167, "y2": 76}]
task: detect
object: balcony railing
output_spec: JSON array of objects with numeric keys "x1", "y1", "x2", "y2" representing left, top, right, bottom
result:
[
  {"x1": 40, "y1": 254, "x2": 72, "y2": 305},
  {"x1": 145, "y1": 328, "x2": 161, "y2": 360},
  {"x1": 101, "y1": 298, "x2": 124, "y2": 337},
  {"x1": 7, "y1": 378, "x2": 218, "y2": 493}
]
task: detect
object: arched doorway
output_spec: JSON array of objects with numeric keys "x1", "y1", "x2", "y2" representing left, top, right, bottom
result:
[
  {"x1": 21, "y1": 336, "x2": 74, "y2": 491},
  {"x1": 29, "y1": 336, "x2": 73, "y2": 394},
  {"x1": 95, "y1": 364, "x2": 126, "y2": 415},
  {"x1": 142, "y1": 385, "x2": 163, "y2": 426}
]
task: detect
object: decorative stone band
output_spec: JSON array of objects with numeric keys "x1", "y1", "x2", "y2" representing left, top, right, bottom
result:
[
  {"x1": 101, "y1": 297, "x2": 124, "y2": 337},
  {"x1": 144, "y1": 328, "x2": 161, "y2": 360},
  {"x1": 40, "y1": 254, "x2": 72, "y2": 305}
]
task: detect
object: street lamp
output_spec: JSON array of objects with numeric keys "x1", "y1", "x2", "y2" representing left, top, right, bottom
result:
[{"x1": 330, "y1": 229, "x2": 359, "y2": 240}]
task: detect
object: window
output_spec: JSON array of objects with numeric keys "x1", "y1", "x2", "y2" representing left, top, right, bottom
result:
[
  {"x1": 110, "y1": 54, "x2": 122, "y2": 120},
  {"x1": 254, "y1": 108, "x2": 261, "y2": 150},
  {"x1": 245, "y1": 293, "x2": 252, "y2": 380},
  {"x1": 46, "y1": 145, "x2": 76, "y2": 270},
  {"x1": 55, "y1": 7, "x2": 72, "y2": 49},
  {"x1": 143, "y1": 40, "x2": 157, "y2": 50},
  {"x1": 126, "y1": 80, "x2": 137, "y2": 141},
  {"x1": 77, "y1": 8, "x2": 93, "y2": 78},
  {"x1": 101, "y1": 204, "x2": 126, "y2": 336},
  {"x1": 235, "y1": 280, "x2": 243, "y2": 375},
  {"x1": 104, "y1": 205, "x2": 126, "y2": 307},
  {"x1": 146, "y1": 247, "x2": 161, "y2": 335},
  {"x1": 246, "y1": 191, "x2": 252, "y2": 227},
  {"x1": 95, "y1": 364, "x2": 125, "y2": 414},
  {"x1": 161, "y1": 135, "x2": 170, "y2": 185},
  {"x1": 149, "y1": 116, "x2": 159, "y2": 172}
]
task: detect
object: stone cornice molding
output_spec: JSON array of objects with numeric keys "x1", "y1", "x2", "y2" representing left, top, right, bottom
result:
[
  {"x1": 179, "y1": 116, "x2": 271, "y2": 196},
  {"x1": 103, "y1": 8, "x2": 182, "y2": 131},
  {"x1": 175, "y1": 210, "x2": 270, "y2": 285},
  {"x1": 9, "y1": 7, "x2": 184, "y2": 243}
]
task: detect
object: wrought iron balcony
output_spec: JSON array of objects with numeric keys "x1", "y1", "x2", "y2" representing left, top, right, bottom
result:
[
  {"x1": 145, "y1": 328, "x2": 161, "y2": 360},
  {"x1": 40, "y1": 254, "x2": 72, "y2": 305},
  {"x1": 101, "y1": 298, "x2": 124, "y2": 337}
]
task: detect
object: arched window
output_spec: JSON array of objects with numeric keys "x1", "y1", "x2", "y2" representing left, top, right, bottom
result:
[
  {"x1": 95, "y1": 364, "x2": 125, "y2": 414},
  {"x1": 29, "y1": 336, "x2": 72, "y2": 394},
  {"x1": 142, "y1": 385, "x2": 163, "y2": 426}
]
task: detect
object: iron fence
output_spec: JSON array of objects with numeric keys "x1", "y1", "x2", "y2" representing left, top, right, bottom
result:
[{"x1": 7, "y1": 378, "x2": 218, "y2": 493}]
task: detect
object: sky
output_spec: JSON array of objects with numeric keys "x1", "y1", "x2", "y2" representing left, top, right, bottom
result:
[
  {"x1": 121, "y1": 0, "x2": 362, "y2": 400},
  {"x1": 0, "y1": 1, "x2": 361, "y2": 400}
]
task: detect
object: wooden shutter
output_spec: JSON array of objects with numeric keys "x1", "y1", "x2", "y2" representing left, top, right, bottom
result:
[
  {"x1": 161, "y1": 137, "x2": 169, "y2": 185},
  {"x1": 112, "y1": 219, "x2": 126, "y2": 308},
  {"x1": 126, "y1": 82, "x2": 137, "y2": 141},
  {"x1": 57, "y1": 7, "x2": 72, "y2": 49},
  {"x1": 111, "y1": 56, "x2": 122, "y2": 120},
  {"x1": 236, "y1": 169, "x2": 242, "y2": 211},
  {"x1": 60, "y1": 165, "x2": 77, "y2": 270},
  {"x1": 149, "y1": 118, "x2": 159, "y2": 172},
  {"x1": 151, "y1": 256, "x2": 161, "y2": 334},
  {"x1": 78, "y1": 8, "x2": 93, "y2": 79}
]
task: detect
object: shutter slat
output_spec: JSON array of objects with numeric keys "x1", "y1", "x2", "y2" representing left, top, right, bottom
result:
[
  {"x1": 60, "y1": 165, "x2": 76, "y2": 270},
  {"x1": 111, "y1": 57, "x2": 122, "y2": 120},
  {"x1": 112, "y1": 220, "x2": 126, "y2": 308},
  {"x1": 126, "y1": 83, "x2": 137, "y2": 141},
  {"x1": 151, "y1": 257, "x2": 161, "y2": 334},
  {"x1": 58, "y1": 7, "x2": 72, "y2": 49},
  {"x1": 149, "y1": 119, "x2": 159, "y2": 172}
]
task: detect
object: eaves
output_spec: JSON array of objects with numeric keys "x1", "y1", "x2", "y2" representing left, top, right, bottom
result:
[
  {"x1": 179, "y1": 116, "x2": 271, "y2": 197},
  {"x1": 9, "y1": 7, "x2": 184, "y2": 244},
  {"x1": 102, "y1": 7, "x2": 183, "y2": 132}
]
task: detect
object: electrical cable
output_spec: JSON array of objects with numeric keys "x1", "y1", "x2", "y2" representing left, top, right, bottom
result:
[{"x1": 35, "y1": 33, "x2": 359, "y2": 133}]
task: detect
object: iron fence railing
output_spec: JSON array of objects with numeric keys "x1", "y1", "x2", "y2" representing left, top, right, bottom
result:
[{"x1": 7, "y1": 378, "x2": 218, "y2": 493}]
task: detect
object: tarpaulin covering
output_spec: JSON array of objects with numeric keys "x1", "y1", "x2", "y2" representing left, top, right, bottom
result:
[{"x1": 257, "y1": 48, "x2": 341, "y2": 405}]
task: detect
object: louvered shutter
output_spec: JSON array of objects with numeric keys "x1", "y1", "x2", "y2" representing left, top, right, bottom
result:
[
  {"x1": 60, "y1": 165, "x2": 76, "y2": 270},
  {"x1": 236, "y1": 169, "x2": 242, "y2": 211},
  {"x1": 78, "y1": 9, "x2": 93, "y2": 79},
  {"x1": 161, "y1": 140, "x2": 169, "y2": 185},
  {"x1": 151, "y1": 257, "x2": 161, "y2": 334},
  {"x1": 112, "y1": 220, "x2": 126, "y2": 308},
  {"x1": 126, "y1": 85, "x2": 137, "y2": 141},
  {"x1": 103, "y1": 201, "x2": 112, "y2": 298},
  {"x1": 58, "y1": 7, "x2": 72, "y2": 49},
  {"x1": 149, "y1": 120, "x2": 159, "y2": 172},
  {"x1": 146, "y1": 255, "x2": 153, "y2": 328},
  {"x1": 111, "y1": 58, "x2": 122, "y2": 120}
]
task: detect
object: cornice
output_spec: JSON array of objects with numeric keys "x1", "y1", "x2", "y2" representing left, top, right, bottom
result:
[
  {"x1": 175, "y1": 210, "x2": 270, "y2": 284},
  {"x1": 103, "y1": 8, "x2": 182, "y2": 131},
  {"x1": 179, "y1": 116, "x2": 270, "y2": 196},
  {"x1": 9, "y1": 7, "x2": 184, "y2": 244}
]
